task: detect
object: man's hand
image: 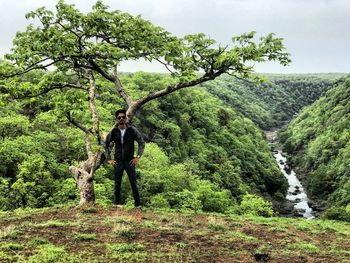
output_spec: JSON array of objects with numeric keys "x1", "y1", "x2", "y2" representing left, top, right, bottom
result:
[
  {"x1": 108, "y1": 160, "x2": 117, "y2": 166},
  {"x1": 130, "y1": 157, "x2": 140, "y2": 166}
]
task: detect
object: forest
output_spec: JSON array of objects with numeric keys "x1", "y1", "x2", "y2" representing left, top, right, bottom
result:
[
  {"x1": 0, "y1": 70, "x2": 288, "y2": 214},
  {"x1": 280, "y1": 75, "x2": 350, "y2": 221},
  {"x1": 203, "y1": 74, "x2": 343, "y2": 130},
  {"x1": 2, "y1": 70, "x2": 347, "y2": 220}
]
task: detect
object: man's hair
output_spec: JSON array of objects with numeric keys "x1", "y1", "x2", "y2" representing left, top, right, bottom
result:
[{"x1": 115, "y1": 109, "x2": 127, "y2": 118}]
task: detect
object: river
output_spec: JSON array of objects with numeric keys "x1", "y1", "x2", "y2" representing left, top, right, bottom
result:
[{"x1": 266, "y1": 130, "x2": 315, "y2": 219}]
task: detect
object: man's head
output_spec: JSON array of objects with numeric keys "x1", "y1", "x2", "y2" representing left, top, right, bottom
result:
[{"x1": 115, "y1": 109, "x2": 127, "y2": 126}]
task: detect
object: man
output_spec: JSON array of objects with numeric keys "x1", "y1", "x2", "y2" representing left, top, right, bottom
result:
[{"x1": 105, "y1": 109, "x2": 145, "y2": 208}]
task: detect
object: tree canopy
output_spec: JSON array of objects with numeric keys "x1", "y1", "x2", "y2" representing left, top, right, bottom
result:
[{"x1": 2, "y1": 0, "x2": 290, "y2": 118}]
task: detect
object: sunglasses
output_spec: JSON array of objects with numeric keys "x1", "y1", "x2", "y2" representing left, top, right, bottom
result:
[{"x1": 117, "y1": 116, "x2": 126, "y2": 120}]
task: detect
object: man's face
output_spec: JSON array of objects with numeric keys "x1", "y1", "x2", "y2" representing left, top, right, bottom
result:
[{"x1": 117, "y1": 113, "x2": 127, "y2": 125}]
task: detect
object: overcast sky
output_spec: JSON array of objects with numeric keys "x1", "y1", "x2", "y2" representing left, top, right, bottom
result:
[{"x1": 1, "y1": 0, "x2": 349, "y2": 73}]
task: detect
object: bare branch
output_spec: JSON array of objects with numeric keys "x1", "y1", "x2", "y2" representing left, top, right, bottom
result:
[
  {"x1": 226, "y1": 72, "x2": 256, "y2": 85},
  {"x1": 66, "y1": 112, "x2": 92, "y2": 134},
  {"x1": 14, "y1": 83, "x2": 86, "y2": 99},
  {"x1": 88, "y1": 59, "x2": 115, "y2": 82},
  {"x1": 127, "y1": 70, "x2": 225, "y2": 119},
  {"x1": 112, "y1": 65, "x2": 134, "y2": 106},
  {"x1": 87, "y1": 73, "x2": 101, "y2": 144},
  {"x1": 155, "y1": 58, "x2": 175, "y2": 74}
]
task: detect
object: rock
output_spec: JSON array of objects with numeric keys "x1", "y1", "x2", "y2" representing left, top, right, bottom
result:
[
  {"x1": 284, "y1": 165, "x2": 291, "y2": 174},
  {"x1": 254, "y1": 253, "x2": 270, "y2": 262},
  {"x1": 293, "y1": 208, "x2": 305, "y2": 217},
  {"x1": 274, "y1": 200, "x2": 294, "y2": 216},
  {"x1": 293, "y1": 187, "x2": 301, "y2": 195},
  {"x1": 308, "y1": 200, "x2": 327, "y2": 212}
]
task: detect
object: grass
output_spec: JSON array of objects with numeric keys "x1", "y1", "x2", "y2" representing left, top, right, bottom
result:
[
  {"x1": 0, "y1": 242, "x2": 24, "y2": 251},
  {"x1": 28, "y1": 237, "x2": 51, "y2": 246},
  {"x1": 35, "y1": 220, "x2": 74, "y2": 228},
  {"x1": 113, "y1": 223, "x2": 138, "y2": 239},
  {"x1": 0, "y1": 205, "x2": 349, "y2": 262},
  {"x1": 287, "y1": 242, "x2": 320, "y2": 254},
  {"x1": 207, "y1": 216, "x2": 227, "y2": 232},
  {"x1": 73, "y1": 233, "x2": 97, "y2": 241},
  {"x1": 107, "y1": 243, "x2": 146, "y2": 261},
  {"x1": 229, "y1": 230, "x2": 258, "y2": 241},
  {"x1": 0, "y1": 224, "x2": 20, "y2": 239},
  {"x1": 107, "y1": 242, "x2": 145, "y2": 253}
]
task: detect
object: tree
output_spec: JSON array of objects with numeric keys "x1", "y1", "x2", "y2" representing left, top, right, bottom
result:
[{"x1": 1, "y1": 0, "x2": 291, "y2": 205}]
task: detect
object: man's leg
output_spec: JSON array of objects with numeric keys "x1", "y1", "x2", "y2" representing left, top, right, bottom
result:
[
  {"x1": 114, "y1": 161, "x2": 124, "y2": 205},
  {"x1": 124, "y1": 161, "x2": 141, "y2": 207}
]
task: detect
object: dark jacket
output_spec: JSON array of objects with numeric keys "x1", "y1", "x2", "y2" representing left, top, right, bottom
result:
[{"x1": 105, "y1": 125, "x2": 145, "y2": 161}]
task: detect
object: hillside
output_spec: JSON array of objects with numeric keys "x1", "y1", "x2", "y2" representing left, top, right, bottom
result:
[
  {"x1": 279, "y1": 76, "x2": 350, "y2": 220},
  {"x1": 203, "y1": 74, "x2": 344, "y2": 129},
  {"x1": 0, "y1": 205, "x2": 349, "y2": 262}
]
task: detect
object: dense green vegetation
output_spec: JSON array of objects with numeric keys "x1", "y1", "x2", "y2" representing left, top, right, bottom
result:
[
  {"x1": 0, "y1": 71, "x2": 288, "y2": 215},
  {"x1": 280, "y1": 76, "x2": 350, "y2": 221},
  {"x1": 1, "y1": 0, "x2": 293, "y2": 209},
  {"x1": 203, "y1": 74, "x2": 343, "y2": 129},
  {"x1": 0, "y1": 0, "x2": 348, "y2": 223}
]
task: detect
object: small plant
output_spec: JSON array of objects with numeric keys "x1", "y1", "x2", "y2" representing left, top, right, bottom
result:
[
  {"x1": 37, "y1": 220, "x2": 71, "y2": 228},
  {"x1": 230, "y1": 231, "x2": 257, "y2": 241},
  {"x1": 0, "y1": 225, "x2": 20, "y2": 239},
  {"x1": 287, "y1": 242, "x2": 320, "y2": 254},
  {"x1": 107, "y1": 243, "x2": 146, "y2": 261},
  {"x1": 81, "y1": 207, "x2": 98, "y2": 214},
  {"x1": 73, "y1": 233, "x2": 97, "y2": 241},
  {"x1": 27, "y1": 244, "x2": 67, "y2": 263},
  {"x1": 207, "y1": 216, "x2": 227, "y2": 232},
  {"x1": 143, "y1": 220, "x2": 158, "y2": 229},
  {"x1": 29, "y1": 237, "x2": 51, "y2": 246},
  {"x1": 240, "y1": 194, "x2": 274, "y2": 217},
  {"x1": 113, "y1": 223, "x2": 138, "y2": 240},
  {"x1": 0, "y1": 251, "x2": 14, "y2": 262},
  {"x1": 0, "y1": 242, "x2": 24, "y2": 251},
  {"x1": 160, "y1": 215, "x2": 169, "y2": 223},
  {"x1": 114, "y1": 216, "x2": 136, "y2": 224},
  {"x1": 107, "y1": 242, "x2": 144, "y2": 253}
]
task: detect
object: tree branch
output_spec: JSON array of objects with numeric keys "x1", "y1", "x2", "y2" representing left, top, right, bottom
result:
[
  {"x1": 14, "y1": 83, "x2": 86, "y2": 99},
  {"x1": 127, "y1": 70, "x2": 224, "y2": 119},
  {"x1": 66, "y1": 112, "x2": 92, "y2": 134},
  {"x1": 155, "y1": 58, "x2": 175, "y2": 75},
  {"x1": 88, "y1": 59, "x2": 115, "y2": 82},
  {"x1": 112, "y1": 65, "x2": 134, "y2": 106},
  {"x1": 87, "y1": 73, "x2": 101, "y2": 144}
]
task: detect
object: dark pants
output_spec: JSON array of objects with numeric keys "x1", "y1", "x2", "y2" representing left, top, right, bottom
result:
[{"x1": 114, "y1": 160, "x2": 141, "y2": 206}]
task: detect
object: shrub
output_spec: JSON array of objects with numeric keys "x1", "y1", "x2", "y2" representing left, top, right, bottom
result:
[
  {"x1": 195, "y1": 182, "x2": 231, "y2": 213},
  {"x1": 149, "y1": 194, "x2": 170, "y2": 209},
  {"x1": 240, "y1": 193, "x2": 274, "y2": 217},
  {"x1": 166, "y1": 190, "x2": 202, "y2": 211},
  {"x1": 322, "y1": 206, "x2": 350, "y2": 222}
]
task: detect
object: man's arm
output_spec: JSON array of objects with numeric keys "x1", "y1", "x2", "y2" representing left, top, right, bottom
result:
[
  {"x1": 104, "y1": 128, "x2": 114, "y2": 161},
  {"x1": 133, "y1": 127, "x2": 145, "y2": 157}
]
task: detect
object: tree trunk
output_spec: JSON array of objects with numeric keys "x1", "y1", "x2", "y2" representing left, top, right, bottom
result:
[
  {"x1": 67, "y1": 73, "x2": 104, "y2": 206},
  {"x1": 69, "y1": 151, "x2": 103, "y2": 206},
  {"x1": 71, "y1": 164, "x2": 95, "y2": 205}
]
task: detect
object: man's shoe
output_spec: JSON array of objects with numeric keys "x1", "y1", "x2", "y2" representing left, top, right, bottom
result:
[
  {"x1": 114, "y1": 204, "x2": 123, "y2": 209},
  {"x1": 135, "y1": 205, "x2": 142, "y2": 209}
]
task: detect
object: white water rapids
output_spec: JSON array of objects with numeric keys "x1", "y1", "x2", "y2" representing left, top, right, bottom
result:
[{"x1": 273, "y1": 151, "x2": 315, "y2": 219}]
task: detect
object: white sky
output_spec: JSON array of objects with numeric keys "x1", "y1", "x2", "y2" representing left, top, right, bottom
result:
[{"x1": 0, "y1": 0, "x2": 349, "y2": 73}]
